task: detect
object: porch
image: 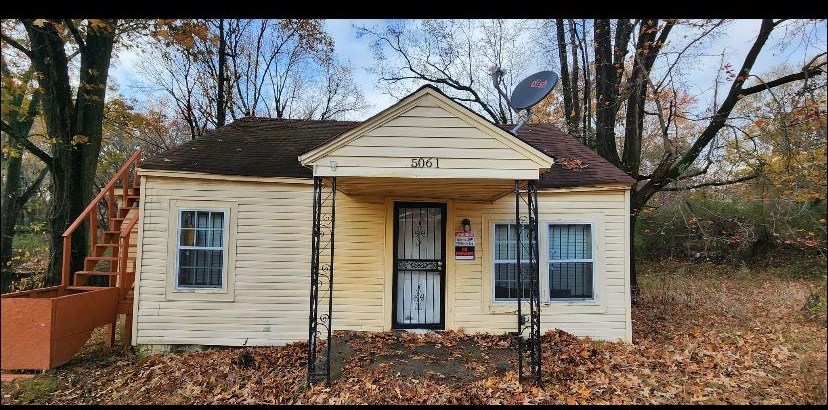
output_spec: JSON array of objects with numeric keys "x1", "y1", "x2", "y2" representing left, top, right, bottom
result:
[
  {"x1": 296, "y1": 86, "x2": 558, "y2": 385},
  {"x1": 304, "y1": 176, "x2": 544, "y2": 385}
]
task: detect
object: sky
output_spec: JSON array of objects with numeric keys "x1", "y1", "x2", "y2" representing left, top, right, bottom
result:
[{"x1": 108, "y1": 19, "x2": 826, "y2": 122}]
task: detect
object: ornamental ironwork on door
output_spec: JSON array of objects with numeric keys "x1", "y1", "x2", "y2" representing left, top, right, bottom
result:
[{"x1": 393, "y1": 203, "x2": 446, "y2": 329}]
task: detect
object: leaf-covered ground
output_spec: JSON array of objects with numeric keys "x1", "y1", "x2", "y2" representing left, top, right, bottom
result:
[{"x1": 2, "y1": 260, "x2": 826, "y2": 404}]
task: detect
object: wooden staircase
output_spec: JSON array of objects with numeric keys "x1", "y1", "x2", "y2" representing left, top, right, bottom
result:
[{"x1": 61, "y1": 150, "x2": 142, "y2": 347}]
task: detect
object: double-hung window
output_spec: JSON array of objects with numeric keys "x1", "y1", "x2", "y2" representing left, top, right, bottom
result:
[
  {"x1": 176, "y1": 210, "x2": 226, "y2": 289},
  {"x1": 493, "y1": 223, "x2": 532, "y2": 301},
  {"x1": 548, "y1": 224, "x2": 594, "y2": 299}
]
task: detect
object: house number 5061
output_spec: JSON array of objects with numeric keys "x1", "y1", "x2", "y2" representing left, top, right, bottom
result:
[{"x1": 410, "y1": 157, "x2": 439, "y2": 168}]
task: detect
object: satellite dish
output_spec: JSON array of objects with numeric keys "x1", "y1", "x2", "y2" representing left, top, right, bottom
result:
[
  {"x1": 489, "y1": 67, "x2": 560, "y2": 132},
  {"x1": 510, "y1": 70, "x2": 559, "y2": 110}
]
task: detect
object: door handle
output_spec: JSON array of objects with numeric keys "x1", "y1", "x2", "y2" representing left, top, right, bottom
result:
[{"x1": 437, "y1": 261, "x2": 443, "y2": 270}]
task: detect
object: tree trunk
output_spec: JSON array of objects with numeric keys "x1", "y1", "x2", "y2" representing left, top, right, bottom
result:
[
  {"x1": 622, "y1": 20, "x2": 658, "y2": 177},
  {"x1": 216, "y1": 18, "x2": 227, "y2": 127},
  {"x1": 24, "y1": 19, "x2": 117, "y2": 285},
  {"x1": 1, "y1": 143, "x2": 47, "y2": 272},
  {"x1": 555, "y1": 19, "x2": 575, "y2": 135},
  {"x1": 1, "y1": 63, "x2": 46, "y2": 277},
  {"x1": 1, "y1": 139, "x2": 23, "y2": 270},
  {"x1": 575, "y1": 20, "x2": 593, "y2": 145},
  {"x1": 567, "y1": 19, "x2": 582, "y2": 139},
  {"x1": 593, "y1": 19, "x2": 632, "y2": 167}
]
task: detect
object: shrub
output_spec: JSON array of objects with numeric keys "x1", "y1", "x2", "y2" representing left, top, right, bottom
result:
[{"x1": 636, "y1": 191, "x2": 826, "y2": 266}]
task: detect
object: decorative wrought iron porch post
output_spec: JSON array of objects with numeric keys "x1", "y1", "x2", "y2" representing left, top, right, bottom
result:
[
  {"x1": 515, "y1": 179, "x2": 542, "y2": 384},
  {"x1": 308, "y1": 176, "x2": 336, "y2": 386}
]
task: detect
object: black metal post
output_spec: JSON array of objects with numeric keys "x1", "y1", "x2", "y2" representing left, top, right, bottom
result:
[
  {"x1": 307, "y1": 176, "x2": 336, "y2": 386},
  {"x1": 514, "y1": 179, "x2": 542, "y2": 385},
  {"x1": 307, "y1": 177, "x2": 321, "y2": 386},
  {"x1": 528, "y1": 180, "x2": 541, "y2": 384},
  {"x1": 514, "y1": 180, "x2": 523, "y2": 381},
  {"x1": 326, "y1": 177, "x2": 336, "y2": 383}
]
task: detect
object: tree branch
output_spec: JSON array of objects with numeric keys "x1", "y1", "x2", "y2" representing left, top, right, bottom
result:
[
  {"x1": 19, "y1": 167, "x2": 49, "y2": 204},
  {"x1": 661, "y1": 172, "x2": 761, "y2": 191},
  {"x1": 63, "y1": 19, "x2": 86, "y2": 51},
  {"x1": 655, "y1": 20, "x2": 720, "y2": 91},
  {"x1": 638, "y1": 19, "x2": 777, "y2": 201},
  {"x1": 740, "y1": 64, "x2": 826, "y2": 96},
  {"x1": 0, "y1": 124, "x2": 54, "y2": 167},
  {"x1": 0, "y1": 33, "x2": 32, "y2": 57}
]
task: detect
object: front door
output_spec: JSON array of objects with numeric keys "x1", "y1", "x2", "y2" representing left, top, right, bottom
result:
[{"x1": 393, "y1": 202, "x2": 446, "y2": 329}]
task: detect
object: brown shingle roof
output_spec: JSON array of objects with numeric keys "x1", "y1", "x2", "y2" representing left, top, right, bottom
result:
[
  {"x1": 140, "y1": 117, "x2": 359, "y2": 179},
  {"x1": 498, "y1": 123, "x2": 635, "y2": 188},
  {"x1": 141, "y1": 118, "x2": 633, "y2": 189}
]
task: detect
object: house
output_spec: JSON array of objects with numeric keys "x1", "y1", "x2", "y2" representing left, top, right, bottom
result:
[{"x1": 132, "y1": 85, "x2": 635, "y2": 368}]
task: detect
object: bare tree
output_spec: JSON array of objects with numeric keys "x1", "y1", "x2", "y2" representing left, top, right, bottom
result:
[
  {"x1": 578, "y1": 19, "x2": 826, "y2": 290},
  {"x1": 300, "y1": 61, "x2": 368, "y2": 120},
  {"x1": 139, "y1": 19, "x2": 365, "y2": 139},
  {"x1": 357, "y1": 19, "x2": 542, "y2": 124}
]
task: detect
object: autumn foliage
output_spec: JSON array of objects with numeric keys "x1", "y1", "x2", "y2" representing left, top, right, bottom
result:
[{"x1": 2, "y1": 261, "x2": 824, "y2": 405}]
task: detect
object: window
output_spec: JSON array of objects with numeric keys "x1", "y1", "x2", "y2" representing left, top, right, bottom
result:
[
  {"x1": 548, "y1": 224, "x2": 594, "y2": 299},
  {"x1": 176, "y1": 210, "x2": 226, "y2": 289},
  {"x1": 493, "y1": 223, "x2": 532, "y2": 301}
]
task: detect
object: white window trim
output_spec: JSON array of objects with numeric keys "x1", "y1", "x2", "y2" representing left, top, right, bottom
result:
[
  {"x1": 489, "y1": 220, "x2": 600, "y2": 305},
  {"x1": 165, "y1": 199, "x2": 237, "y2": 302},
  {"x1": 546, "y1": 221, "x2": 598, "y2": 302},
  {"x1": 491, "y1": 222, "x2": 534, "y2": 303},
  {"x1": 174, "y1": 208, "x2": 230, "y2": 292}
]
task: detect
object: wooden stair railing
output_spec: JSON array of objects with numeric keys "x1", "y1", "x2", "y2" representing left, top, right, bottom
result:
[{"x1": 60, "y1": 149, "x2": 142, "y2": 347}]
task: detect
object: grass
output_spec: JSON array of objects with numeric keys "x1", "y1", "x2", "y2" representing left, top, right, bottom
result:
[{"x1": 2, "y1": 376, "x2": 57, "y2": 404}]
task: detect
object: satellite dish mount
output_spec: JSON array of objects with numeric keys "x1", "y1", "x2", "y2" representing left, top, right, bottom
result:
[{"x1": 489, "y1": 67, "x2": 559, "y2": 133}]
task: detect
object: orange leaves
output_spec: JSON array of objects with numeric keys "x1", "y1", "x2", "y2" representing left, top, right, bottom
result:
[
  {"x1": 558, "y1": 157, "x2": 589, "y2": 170},
  {"x1": 151, "y1": 20, "x2": 213, "y2": 50},
  {"x1": 88, "y1": 20, "x2": 112, "y2": 31},
  {"x1": 2, "y1": 269, "x2": 825, "y2": 405}
]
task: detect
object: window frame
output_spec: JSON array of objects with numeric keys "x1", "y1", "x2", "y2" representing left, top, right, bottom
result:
[
  {"x1": 546, "y1": 222, "x2": 597, "y2": 301},
  {"x1": 489, "y1": 219, "x2": 599, "y2": 304},
  {"x1": 174, "y1": 207, "x2": 230, "y2": 292},
  {"x1": 491, "y1": 222, "x2": 533, "y2": 302}
]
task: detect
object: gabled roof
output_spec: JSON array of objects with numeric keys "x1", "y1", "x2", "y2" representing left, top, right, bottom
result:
[
  {"x1": 140, "y1": 84, "x2": 634, "y2": 188},
  {"x1": 140, "y1": 116, "x2": 633, "y2": 188},
  {"x1": 298, "y1": 85, "x2": 555, "y2": 172}
]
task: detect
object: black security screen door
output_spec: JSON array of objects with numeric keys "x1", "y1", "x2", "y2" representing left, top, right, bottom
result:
[{"x1": 393, "y1": 202, "x2": 446, "y2": 329}]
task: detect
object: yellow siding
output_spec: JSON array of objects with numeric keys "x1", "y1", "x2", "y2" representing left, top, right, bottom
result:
[
  {"x1": 452, "y1": 190, "x2": 630, "y2": 342},
  {"x1": 135, "y1": 175, "x2": 630, "y2": 347},
  {"x1": 308, "y1": 95, "x2": 545, "y2": 180},
  {"x1": 135, "y1": 176, "x2": 315, "y2": 346}
]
